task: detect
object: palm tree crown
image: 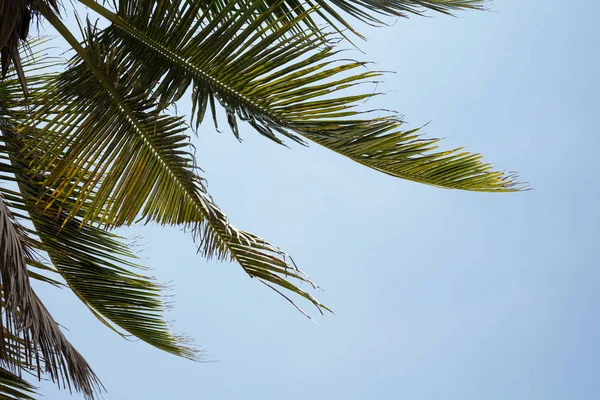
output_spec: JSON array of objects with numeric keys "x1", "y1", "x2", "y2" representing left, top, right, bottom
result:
[{"x1": 0, "y1": 0, "x2": 523, "y2": 398}]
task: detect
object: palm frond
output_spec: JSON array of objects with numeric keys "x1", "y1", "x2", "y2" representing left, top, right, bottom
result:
[
  {"x1": 0, "y1": 64, "x2": 101, "y2": 398},
  {"x1": 83, "y1": 0, "x2": 522, "y2": 191},
  {"x1": 0, "y1": 184, "x2": 101, "y2": 398},
  {"x1": 21, "y1": 13, "x2": 328, "y2": 317},
  {"x1": 0, "y1": 172, "x2": 64, "y2": 289},
  {"x1": 28, "y1": 204, "x2": 202, "y2": 361},
  {"x1": 197, "y1": 0, "x2": 488, "y2": 38},
  {"x1": 0, "y1": 368, "x2": 37, "y2": 400},
  {"x1": 1, "y1": 94, "x2": 200, "y2": 363},
  {"x1": 1, "y1": 44, "x2": 199, "y2": 383}
]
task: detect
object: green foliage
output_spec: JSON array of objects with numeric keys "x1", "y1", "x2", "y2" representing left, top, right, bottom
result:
[
  {"x1": 0, "y1": 369, "x2": 37, "y2": 400},
  {"x1": 0, "y1": 0, "x2": 522, "y2": 398}
]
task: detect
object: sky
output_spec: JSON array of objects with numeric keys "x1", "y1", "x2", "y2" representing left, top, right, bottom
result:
[{"x1": 31, "y1": 0, "x2": 600, "y2": 399}]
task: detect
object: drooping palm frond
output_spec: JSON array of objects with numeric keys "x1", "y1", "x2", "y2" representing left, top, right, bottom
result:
[
  {"x1": 0, "y1": 184, "x2": 101, "y2": 398},
  {"x1": 1, "y1": 72, "x2": 201, "y2": 363},
  {"x1": 78, "y1": 0, "x2": 521, "y2": 192},
  {"x1": 0, "y1": 368, "x2": 37, "y2": 400},
  {"x1": 0, "y1": 73, "x2": 102, "y2": 399},
  {"x1": 0, "y1": 179, "x2": 64, "y2": 289},
  {"x1": 25, "y1": 196, "x2": 201, "y2": 362},
  {"x1": 21, "y1": 15, "x2": 328, "y2": 317},
  {"x1": 0, "y1": 0, "x2": 522, "y2": 398},
  {"x1": 3, "y1": 87, "x2": 101, "y2": 400},
  {"x1": 0, "y1": 52, "x2": 203, "y2": 399}
]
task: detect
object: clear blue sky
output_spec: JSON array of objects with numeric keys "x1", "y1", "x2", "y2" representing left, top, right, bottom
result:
[{"x1": 34, "y1": 1, "x2": 600, "y2": 399}]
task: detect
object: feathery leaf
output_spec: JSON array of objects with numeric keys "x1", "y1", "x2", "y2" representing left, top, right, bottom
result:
[{"x1": 86, "y1": 0, "x2": 522, "y2": 191}]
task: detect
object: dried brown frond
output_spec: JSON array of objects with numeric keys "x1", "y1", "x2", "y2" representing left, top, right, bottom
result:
[{"x1": 0, "y1": 0, "x2": 59, "y2": 97}]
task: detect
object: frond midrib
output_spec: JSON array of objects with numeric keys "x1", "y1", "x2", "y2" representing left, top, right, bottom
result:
[
  {"x1": 77, "y1": 0, "x2": 521, "y2": 193},
  {"x1": 40, "y1": 2, "x2": 326, "y2": 315},
  {"x1": 80, "y1": 0, "x2": 275, "y2": 121}
]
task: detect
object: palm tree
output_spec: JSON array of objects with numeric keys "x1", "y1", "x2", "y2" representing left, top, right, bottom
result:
[{"x1": 0, "y1": 0, "x2": 523, "y2": 398}]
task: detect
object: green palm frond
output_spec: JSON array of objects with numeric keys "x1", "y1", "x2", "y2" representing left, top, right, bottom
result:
[
  {"x1": 0, "y1": 181, "x2": 100, "y2": 398},
  {"x1": 1, "y1": 116, "x2": 199, "y2": 362},
  {"x1": 27, "y1": 203, "x2": 201, "y2": 361},
  {"x1": 21, "y1": 16, "x2": 328, "y2": 317},
  {"x1": 0, "y1": 0, "x2": 523, "y2": 398},
  {"x1": 79, "y1": 0, "x2": 521, "y2": 192},
  {"x1": 198, "y1": 0, "x2": 487, "y2": 38},
  {"x1": 0, "y1": 368, "x2": 37, "y2": 400},
  {"x1": 2, "y1": 88, "x2": 100, "y2": 400},
  {"x1": 1, "y1": 46, "x2": 197, "y2": 377},
  {"x1": 1, "y1": 62, "x2": 102, "y2": 399}
]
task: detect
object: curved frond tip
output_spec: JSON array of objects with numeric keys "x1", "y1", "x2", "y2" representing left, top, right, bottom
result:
[{"x1": 17, "y1": 19, "x2": 330, "y2": 318}]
